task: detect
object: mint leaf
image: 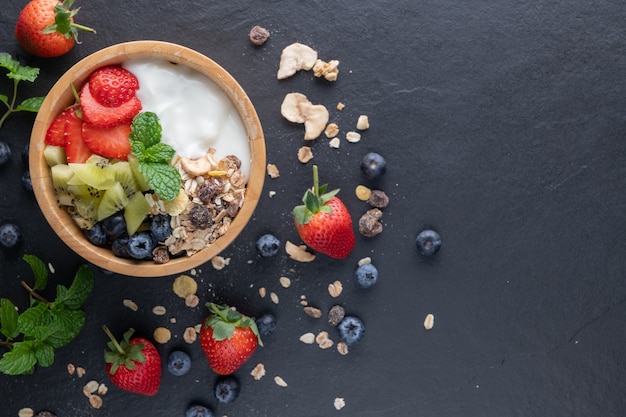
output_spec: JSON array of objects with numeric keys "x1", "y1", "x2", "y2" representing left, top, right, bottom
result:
[
  {"x1": 0, "y1": 341, "x2": 37, "y2": 375},
  {"x1": 0, "y1": 298, "x2": 19, "y2": 340},
  {"x1": 17, "y1": 96, "x2": 45, "y2": 113},
  {"x1": 0, "y1": 53, "x2": 39, "y2": 82},
  {"x1": 34, "y1": 342, "x2": 54, "y2": 368},
  {"x1": 22, "y1": 254, "x2": 48, "y2": 291},
  {"x1": 18, "y1": 303, "x2": 51, "y2": 338},
  {"x1": 54, "y1": 264, "x2": 94, "y2": 310},
  {"x1": 0, "y1": 53, "x2": 42, "y2": 129},
  {"x1": 131, "y1": 140, "x2": 146, "y2": 159},
  {"x1": 142, "y1": 142, "x2": 176, "y2": 163},
  {"x1": 139, "y1": 162, "x2": 181, "y2": 201},
  {"x1": 48, "y1": 309, "x2": 85, "y2": 348},
  {"x1": 130, "y1": 111, "x2": 162, "y2": 148}
]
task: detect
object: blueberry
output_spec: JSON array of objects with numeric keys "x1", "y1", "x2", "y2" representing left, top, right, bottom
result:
[
  {"x1": 21, "y1": 144, "x2": 29, "y2": 166},
  {"x1": 355, "y1": 263, "x2": 378, "y2": 288},
  {"x1": 111, "y1": 237, "x2": 131, "y2": 258},
  {"x1": 255, "y1": 233, "x2": 280, "y2": 257},
  {"x1": 214, "y1": 375, "x2": 240, "y2": 404},
  {"x1": 255, "y1": 313, "x2": 277, "y2": 336},
  {"x1": 85, "y1": 223, "x2": 108, "y2": 246},
  {"x1": 0, "y1": 223, "x2": 21, "y2": 248},
  {"x1": 360, "y1": 152, "x2": 387, "y2": 180},
  {"x1": 101, "y1": 213, "x2": 127, "y2": 239},
  {"x1": 0, "y1": 142, "x2": 11, "y2": 166},
  {"x1": 21, "y1": 171, "x2": 32, "y2": 192},
  {"x1": 150, "y1": 214, "x2": 172, "y2": 242},
  {"x1": 337, "y1": 316, "x2": 365, "y2": 346},
  {"x1": 167, "y1": 350, "x2": 191, "y2": 376},
  {"x1": 415, "y1": 229, "x2": 442, "y2": 256},
  {"x1": 127, "y1": 232, "x2": 155, "y2": 260},
  {"x1": 185, "y1": 404, "x2": 214, "y2": 417}
]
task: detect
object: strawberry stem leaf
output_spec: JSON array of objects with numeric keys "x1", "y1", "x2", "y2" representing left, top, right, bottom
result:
[
  {"x1": 103, "y1": 326, "x2": 146, "y2": 375},
  {"x1": 204, "y1": 303, "x2": 263, "y2": 347},
  {"x1": 293, "y1": 165, "x2": 339, "y2": 225}
]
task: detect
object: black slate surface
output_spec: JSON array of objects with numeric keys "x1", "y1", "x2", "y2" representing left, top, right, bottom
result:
[{"x1": 1, "y1": 1, "x2": 625, "y2": 416}]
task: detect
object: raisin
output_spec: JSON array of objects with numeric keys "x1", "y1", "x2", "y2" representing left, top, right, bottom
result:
[
  {"x1": 189, "y1": 205, "x2": 213, "y2": 229},
  {"x1": 358, "y1": 208, "x2": 383, "y2": 237},
  {"x1": 152, "y1": 246, "x2": 170, "y2": 264},
  {"x1": 249, "y1": 25, "x2": 270, "y2": 46},
  {"x1": 197, "y1": 182, "x2": 219, "y2": 203},
  {"x1": 367, "y1": 190, "x2": 389, "y2": 209}
]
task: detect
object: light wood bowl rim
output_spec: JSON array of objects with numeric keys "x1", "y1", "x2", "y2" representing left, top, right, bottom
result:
[{"x1": 29, "y1": 41, "x2": 266, "y2": 277}]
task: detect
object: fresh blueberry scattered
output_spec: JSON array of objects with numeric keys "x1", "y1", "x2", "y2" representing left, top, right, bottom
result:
[
  {"x1": 150, "y1": 214, "x2": 173, "y2": 242},
  {"x1": 0, "y1": 223, "x2": 21, "y2": 248},
  {"x1": 185, "y1": 404, "x2": 214, "y2": 417},
  {"x1": 21, "y1": 144, "x2": 29, "y2": 165},
  {"x1": 355, "y1": 263, "x2": 378, "y2": 288},
  {"x1": 415, "y1": 229, "x2": 442, "y2": 256},
  {"x1": 214, "y1": 375, "x2": 240, "y2": 404},
  {"x1": 101, "y1": 213, "x2": 127, "y2": 239},
  {"x1": 0, "y1": 142, "x2": 11, "y2": 166},
  {"x1": 360, "y1": 152, "x2": 387, "y2": 180},
  {"x1": 167, "y1": 350, "x2": 191, "y2": 376},
  {"x1": 337, "y1": 316, "x2": 365, "y2": 346},
  {"x1": 255, "y1": 233, "x2": 280, "y2": 257},
  {"x1": 255, "y1": 313, "x2": 277, "y2": 336},
  {"x1": 84, "y1": 223, "x2": 108, "y2": 246},
  {"x1": 111, "y1": 237, "x2": 131, "y2": 258},
  {"x1": 21, "y1": 171, "x2": 32, "y2": 192},
  {"x1": 127, "y1": 232, "x2": 155, "y2": 259}
]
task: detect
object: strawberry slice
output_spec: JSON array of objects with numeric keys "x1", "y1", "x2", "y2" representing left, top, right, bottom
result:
[
  {"x1": 81, "y1": 122, "x2": 132, "y2": 160},
  {"x1": 64, "y1": 108, "x2": 93, "y2": 163},
  {"x1": 80, "y1": 82, "x2": 142, "y2": 128},
  {"x1": 89, "y1": 65, "x2": 140, "y2": 107},
  {"x1": 45, "y1": 107, "x2": 76, "y2": 146}
]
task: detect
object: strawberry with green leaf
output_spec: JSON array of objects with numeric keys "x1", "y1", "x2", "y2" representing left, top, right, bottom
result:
[
  {"x1": 199, "y1": 303, "x2": 262, "y2": 375},
  {"x1": 103, "y1": 326, "x2": 161, "y2": 396},
  {"x1": 293, "y1": 165, "x2": 355, "y2": 259}
]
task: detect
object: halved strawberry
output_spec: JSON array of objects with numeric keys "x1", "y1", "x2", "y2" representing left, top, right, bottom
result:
[
  {"x1": 64, "y1": 108, "x2": 93, "y2": 163},
  {"x1": 81, "y1": 122, "x2": 132, "y2": 160},
  {"x1": 80, "y1": 82, "x2": 142, "y2": 128},
  {"x1": 45, "y1": 107, "x2": 76, "y2": 146},
  {"x1": 89, "y1": 65, "x2": 140, "y2": 107}
]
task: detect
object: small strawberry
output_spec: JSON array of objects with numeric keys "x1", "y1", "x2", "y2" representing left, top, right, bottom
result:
[
  {"x1": 15, "y1": 0, "x2": 95, "y2": 58},
  {"x1": 199, "y1": 303, "x2": 262, "y2": 375},
  {"x1": 293, "y1": 165, "x2": 355, "y2": 259},
  {"x1": 80, "y1": 81, "x2": 142, "y2": 128},
  {"x1": 81, "y1": 122, "x2": 132, "y2": 160},
  {"x1": 63, "y1": 106, "x2": 92, "y2": 163},
  {"x1": 88, "y1": 65, "x2": 140, "y2": 107},
  {"x1": 103, "y1": 326, "x2": 161, "y2": 396}
]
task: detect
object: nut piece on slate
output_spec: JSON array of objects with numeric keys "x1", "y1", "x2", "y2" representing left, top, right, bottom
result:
[
  {"x1": 277, "y1": 42, "x2": 318, "y2": 79},
  {"x1": 249, "y1": 25, "x2": 270, "y2": 46},
  {"x1": 313, "y1": 59, "x2": 340, "y2": 81}
]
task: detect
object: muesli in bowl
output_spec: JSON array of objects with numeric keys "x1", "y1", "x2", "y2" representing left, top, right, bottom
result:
[{"x1": 29, "y1": 41, "x2": 265, "y2": 277}]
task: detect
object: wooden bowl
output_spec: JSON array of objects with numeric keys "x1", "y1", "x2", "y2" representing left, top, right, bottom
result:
[{"x1": 29, "y1": 41, "x2": 265, "y2": 277}]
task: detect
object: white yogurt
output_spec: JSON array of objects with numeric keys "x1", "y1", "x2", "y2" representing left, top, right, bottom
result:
[{"x1": 122, "y1": 58, "x2": 251, "y2": 177}]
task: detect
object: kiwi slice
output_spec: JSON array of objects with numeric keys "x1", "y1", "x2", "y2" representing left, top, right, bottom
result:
[
  {"x1": 67, "y1": 206, "x2": 97, "y2": 230},
  {"x1": 44, "y1": 145, "x2": 67, "y2": 167},
  {"x1": 97, "y1": 182, "x2": 130, "y2": 221},
  {"x1": 110, "y1": 161, "x2": 139, "y2": 198},
  {"x1": 51, "y1": 164, "x2": 76, "y2": 206},
  {"x1": 85, "y1": 154, "x2": 111, "y2": 167},
  {"x1": 124, "y1": 192, "x2": 152, "y2": 235},
  {"x1": 69, "y1": 163, "x2": 117, "y2": 190},
  {"x1": 128, "y1": 154, "x2": 152, "y2": 192}
]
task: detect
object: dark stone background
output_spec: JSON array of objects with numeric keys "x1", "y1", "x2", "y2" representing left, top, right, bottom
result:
[{"x1": 1, "y1": 1, "x2": 625, "y2": 416}]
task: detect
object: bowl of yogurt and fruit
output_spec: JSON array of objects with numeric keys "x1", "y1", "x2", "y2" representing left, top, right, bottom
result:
[{"x1": 29, "y1": 41, "x2": 266, "y2": 277}]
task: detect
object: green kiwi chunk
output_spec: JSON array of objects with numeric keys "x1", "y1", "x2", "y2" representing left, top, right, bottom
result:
[
  {"x1": 124, "y1": 192, "x2": 152, "y2": 235},
  {"x1": 44, "y1": 145, "x2": 67, "y2": 167},
  {"x1": 97, "y1": 182, "x2": 130, "y2": 221}
]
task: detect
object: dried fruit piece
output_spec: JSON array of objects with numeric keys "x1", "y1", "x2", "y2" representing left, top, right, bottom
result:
[
  {"x1": 356, "y1": 115, "x2": 370, "y2": 130},
  {"x1": 249, "y1": 25, "x2": 270, "y2": 46},
  {"x1": 368, "y1": 190, "x2": 389, "y2": 209},
  {"x1": 281, "y1": 92, "x2": 329, "y2": 140},
  {"x1": 172, "y1": 275, "x2": 197, "y2": 298},
  {"x1": 277, "y1": 43, "x2": 318, "y2": 79},
  {"x1": 355, "y1": 185, "x2": 372, "y2": 201},
  {"x1": 358, "y1": 208, "x2": 383, "y2": 237},
  {"x1": 285, "y1": 240, "x2": 316, "y2": 262},
  {"x1": 153, "y1": 327, "x2": 171, "y2": 344}
]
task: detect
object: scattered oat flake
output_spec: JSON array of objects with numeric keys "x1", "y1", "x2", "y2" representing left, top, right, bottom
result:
[
  {"x1": 328, "y1": 280, "x2": 343, "y2": 298},
  {"x1": 337, "y1": 102, "x2": 345, "y2": 110},
  {"x1": 299, "y1": 332, "x2": 316, "y2": 344},
  {"x1": 267, "y1": 163, "x2": 280, "y2": 178},
  {"x1": 85, "y1": 380, "x2": 99, "y2": 394},
  {"x1": 211, "y1": 256, "x2": 230, "y2": 270},
  {"x1": 259, "y1": 287, "x2": 267, "y2": 298},
  {"x1": 274, "y1": 376, "x2": 288, "y2": 387},
  {"x1": 334, "y1": 397, "x2": 346, "y2": 410},
  {"x1": 76, "y1": 367, "x2": 86, "y2": 378},
  {"x1": 358, "y1": 257, "x2": 372, "y2": 266},
  {"x1": 424, "y1": 313, "x2": 435, "y2": 330},
  {"x1": 279, "y1": 276, "x2": 291, "y2": 288},
  {"x1": 123, "y1": 299, "x2": 138, "y2": 311},
  {"x1": 67, "y1": 363, "x2": 75, "y2": 375},
  {"x1": 325, "y1": 123, "x2": 339, "y2": 138},
  {"x1": 355, "y1": 185, "x2": 371, "y2": 201},
  {"x1": 356, "y1": 114, "x2": 370, "y2": 130},
  {"x1": 346, "y1": 131, "x2": 361, "y2": 143},
  {"x1": 297, "y1": 146, "x2": 314, "y2": 163},
  {"x1": 304, "y1": 306, "x2": 322, "y2": 318},
  {"x1": 18, "y1": 408, "x2": 34, "y2": 417},
  {"x1": 269, "y1": 190, "x2": 277, "y2": 198},
  {"x1": 89, "y1": 394, "x2": 103, "y2": 409},
  {"x1": 152, "y1": 305, "x2": 167, "y2": 315},
  {"x1": 173, "y1": 275, "x2": 198, "y2": 298},
  {"x1": 337, "y1": 341, "x2": 349, "y2": 355},
  {"x1": 329, "y1": 137, "x2": 340, "y2": 148},
  {"x1": 48, "y1": 262, "x2": 55, "y2": 274},
  {"x1": 270, "y1": 292, "x2": 279, "y2": 304},
  {"x1": 153, "y1": 327, "x2": 172, "y2": 344},
  {"x1": 183, "y1": 327, "x2": 197, "y2": 344},
  {"x1": 251, "y1": 363, "x2": 266, "y2": 380},
  {"x1": 185, "y1": 293, "x2": 200, "y2": 308},
  {"x1": 97, "y1": 383, "x2": 108, "y2": 395},
  {"x1": 285, "y1": 240, "x2": 316, "y2": 262}
]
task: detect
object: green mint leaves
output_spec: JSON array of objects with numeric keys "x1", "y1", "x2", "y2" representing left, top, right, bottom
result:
[
  {"x1": 0, "y1": 53, "x2": 45, "y2": 129},
  {"x1": 129, "y1": 112, "x2": 181, "y2": 201},
  {"x1": 0, "y1": 255, "x2": 94, "y2": 375}
]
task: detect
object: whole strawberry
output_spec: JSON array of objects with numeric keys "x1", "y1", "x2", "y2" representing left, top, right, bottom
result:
[
  {"x1": 15, "y1": 0, "x2": 95, "y2": 58},
  {"x1": 293, "y1": 165, "x2": 355, "y2": 259},
  {"x1": 103, "y1": 326, "x2": 161, "y2": 396},
  {"x1": 199, "y1": 303, "x2": 262, "y2": 375}
]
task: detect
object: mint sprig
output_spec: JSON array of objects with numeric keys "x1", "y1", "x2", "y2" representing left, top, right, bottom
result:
[
  {"x1": 0, "y1": 53, "x2": 45, "y2": 129},
  {"x1": 129, "y1": 112, "x2": 181, "y2": 201},
  {"x1": 0, "y1": 255, "x2": 94, "y2": 375}
]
